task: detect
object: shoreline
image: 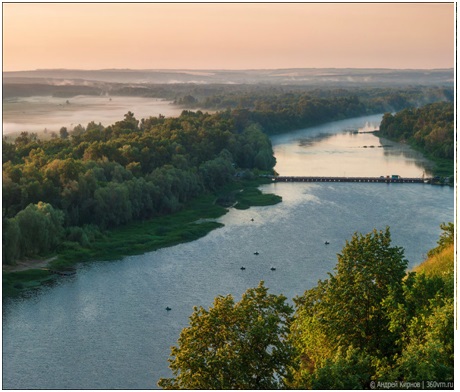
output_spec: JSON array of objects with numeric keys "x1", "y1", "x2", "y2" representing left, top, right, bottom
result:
[{"x1": 3, "y1": 178, "x2": 281, "y2": 299}]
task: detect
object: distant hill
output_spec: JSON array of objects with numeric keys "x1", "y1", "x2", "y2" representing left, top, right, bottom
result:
[{"x1": 3, "y1": 68, "x2": 454, "y2": 87}]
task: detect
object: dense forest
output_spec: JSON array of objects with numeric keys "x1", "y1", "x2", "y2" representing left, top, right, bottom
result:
[
  {"x1": 176, "y1": 85, "x2": 452, "y2": 110},
  {"x1": 379, "y1": 102, "x2": 455, "y2": 160},
  {"x1": 2, "y1": 110, "x2": 276, "y2": 265},
  {"x1": 3, "y1": 90, "x2": 455, "y2": 266},
  {"x1": 159, "y1": 224, "x2": 454, "y2": 389},
  {"x1": 3, "y1": 77, "x2": 455, "y2": 386},
  {"x1": 176, "y1": 86, "x2": 453, "y2": 135}
]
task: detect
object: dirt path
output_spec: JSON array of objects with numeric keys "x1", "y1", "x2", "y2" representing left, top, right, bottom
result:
[{"x1": 3, "y1": 256, "x2": 58, "y2": 273}]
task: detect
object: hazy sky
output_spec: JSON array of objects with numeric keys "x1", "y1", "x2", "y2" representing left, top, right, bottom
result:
[{"x1": 3, "y1": 3, "x2": 455, "y2": 71}]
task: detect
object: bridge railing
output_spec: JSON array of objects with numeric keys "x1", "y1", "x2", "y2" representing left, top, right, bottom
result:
[{"x1": 271, "y1": 176, "x2": 431, "y2": 184}]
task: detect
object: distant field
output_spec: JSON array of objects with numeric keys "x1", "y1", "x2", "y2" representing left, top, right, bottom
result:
[{"x1": 2, "y1": 95, "x2": 185, "y2": 135}]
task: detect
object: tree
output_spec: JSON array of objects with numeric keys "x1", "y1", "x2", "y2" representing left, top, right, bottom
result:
[
  {"x1": 310, "y1": 346, "x2": 374, "y2": 389},
  {"x1": 13, "y1": 202, "x2": 64, "y2": 257},
  {"x1": 59, "y1": 127, "x2": 69, "y2": 139},
  {"x1": 393, "y1": 297, "x2": 454, "y2": 382},
  {"x1": 381, "y1": 232, "x2": 454, "y2": 383},
  {"x1": 428, "y1": 222, "x2": 454, "y2": 257},
  {"x1": 3, "y1": 216, "x2": 21, "y2": 264},
  {"x1": 93, "y1": 182, "x2": 132, "y2": 228},
  {"x1": 291, "y1": 228, "x2": 408, "y2": 388},
  {"x1": 319, "y1": 228, "x2": 407, "y2": 355},
  {"x1": 158, "y1": 281, "x2": 296, "y2": 389}
]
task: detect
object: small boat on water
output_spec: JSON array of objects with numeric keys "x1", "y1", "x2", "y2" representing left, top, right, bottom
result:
[
  {"x1": 254, "y1": 251, "x2": 259, "y2": 255},
  {"x1": 240, "y1": 267, "x2": 246, "y2": 270},
  {"x1": 270, "y1": 267, "x2": 276, "y2": 271},
  {"x1": 324, "y1": 241, "x2": 330, "y2": 245},
  {"x1": 166, "y1": 307, "x2": 172, "y2": 311}
]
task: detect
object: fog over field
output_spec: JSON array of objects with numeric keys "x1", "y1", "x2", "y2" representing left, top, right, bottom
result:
[
  {"x1": 2, "y1": 95, "x2": 184, "y2": 135},
  {"x1": 2, "y1": 68, "x2": 454, "y2": 136}
]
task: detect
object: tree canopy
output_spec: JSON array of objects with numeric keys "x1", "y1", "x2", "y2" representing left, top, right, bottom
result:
[
  {"x1": 379, "y1": 102, "x2": 454, "y2": 160},
  {"x1": 2, "y1": 110, "x2": 277, "y2": 265},
  {"x1": 159, "y1": 227, "x2": 454, "y2": 389},
  {"x1": 158, "y1": 281, "x2": 295, "y2": 389}
]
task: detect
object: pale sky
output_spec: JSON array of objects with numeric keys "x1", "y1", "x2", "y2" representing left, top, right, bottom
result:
[{"x1": 2, "y1": 2, "x2": 455, "y2": 71}]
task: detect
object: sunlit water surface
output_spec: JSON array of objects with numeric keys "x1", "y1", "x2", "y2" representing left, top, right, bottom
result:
[
  {"x1": 2, "y1": 114, "x2": 454, "y2": 389},
  {"x1": 272, "y1": 114, "x2": 435, "y2": 177}
]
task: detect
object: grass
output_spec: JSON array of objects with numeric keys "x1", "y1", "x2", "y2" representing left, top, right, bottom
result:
[
  {"x1": 3, "y1": 177, "x2": 281, "y2": 298},
  {"x1": 48, "y1": 193, "x2": 228, "y2": 270},
  {"x1": 412, "y1": 244, "x2": 454, "y2": 278},
  {"x1": 234, "y1": 186, "x2": 282, "y2": 210},
  {"x1": 3, "y1": 269, "x2": 57, "y2": 299}
]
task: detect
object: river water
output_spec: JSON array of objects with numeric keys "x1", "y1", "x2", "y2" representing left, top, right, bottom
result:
[{"x1": 2, "y1": 114, "x2": 454, "y2": 389}]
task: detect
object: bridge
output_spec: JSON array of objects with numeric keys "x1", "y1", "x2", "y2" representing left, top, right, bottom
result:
[{"x1": 272, "y1": 176, "x2": 431, "y2": 184}]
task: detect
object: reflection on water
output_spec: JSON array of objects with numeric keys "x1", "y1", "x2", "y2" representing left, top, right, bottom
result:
[
  {"x1": 3, "y1": 182, "x2": 453, "y2": 389},
  {"x1": 2, "y1": 114, "x2": 452, "y2": 389},
  {"x1": 272, "y1": 115, "x2": 434, "y2": 177}
]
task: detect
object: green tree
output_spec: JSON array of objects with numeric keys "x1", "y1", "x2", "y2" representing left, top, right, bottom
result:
[
  {"x1": 311, "y1": 346, "x2": 374, "y2": 389},
  {"x1": 381, "y1": 237, "x2": 454, "y2": 383},
  {"x1": 320, "y1": 228, "x2": 407, "y2": 354},
  {"x1": 428, "y1": 222, "x2": 454, "y2": 257},
  {"x1": 2, "y1": 216, "x2": 21, "y2": 264},
  {"x1": 291, "y1": 228, "x2": 408, "y2": 388},
  {"x1": 158, "y1": 281, "x2": 295, "y2": 389},
  {"x1": 59, "y1": 126, "x2": 69, "y2": 139},
  {"x1": 14, "y1": 202, "x2": 64, "y2": 257},
  {"x1": 93, "y1": 182, "x2": 132, "y2": 228},
  {"x1": 393, "y1": 297, "x2": 454, "y2": 382}
]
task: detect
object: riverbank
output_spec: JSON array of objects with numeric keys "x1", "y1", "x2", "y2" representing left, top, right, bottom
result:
[
  {"x1": 3, "y1": 178, "x2": 281, "y2": 299},
  {"x1": 372, "y1": 131, "x2": 454, "y2": 181},
  {"x1": 400, "y1": 138, "x2": 453, "y2": 179}
]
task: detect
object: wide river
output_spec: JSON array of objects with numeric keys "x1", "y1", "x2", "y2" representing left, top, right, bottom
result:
[{"x1": 2, "y1": 114, "x2": 454, "y2": 389}]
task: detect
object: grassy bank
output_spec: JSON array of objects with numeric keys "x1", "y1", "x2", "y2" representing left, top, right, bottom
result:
[
  {"x1": 412, "y1": 243, "x2": 454, "y2": 278},
  {"x1": 3, "y1": 178, "x2": 280, "y2": 299}
]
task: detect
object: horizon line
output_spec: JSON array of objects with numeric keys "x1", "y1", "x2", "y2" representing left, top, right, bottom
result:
[{"x1": 3, "y1": 67, "x2": 455, "y2": 73}]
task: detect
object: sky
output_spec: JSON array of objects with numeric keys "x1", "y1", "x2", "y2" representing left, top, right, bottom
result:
[{"x1": 2, "y1": 2, "x2": 455, "y2": 71}]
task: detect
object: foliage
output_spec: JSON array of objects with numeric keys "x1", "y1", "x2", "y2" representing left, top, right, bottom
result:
[
  {"x1": 413, "y1": 245, "x2": 454, "y2": 281},
  {"x1": 379, "y1": 102, "x2": 454, "y2": 174},
  {"x1": 391, "y1": 297, "x2": 454, "y2": 382},
  {"x1": 2, "y1": 268, "x2": 56, "y2": 298},
  {"x1": 160, "y1": 227, "x2": 454, "y2": 388},
  {"x1": 234, "y1": 186, "x2": 282, "y2": 210},
  {"x1": 179, "y1": 86, "x2": 453, "y2": 135},
  {"x1": 3, "y1": 202, "x2": 64, "y2": 264},
  {"x1": 381, "y1": 267, "x2": 454, "y2": 384},
  {"x1": 310, "y1": 346, "x2": 374, "y2": 389},
  {"x1": 158, "y1": 281, "x2": 296, "y2": 389},
  {"x1": 288, "y1": 226, "x2": 453, "y2": 388},
  {"x1": 3, "y1": 110, "x2": 278, "y2": 265},
  {"x1": 290, "y1": 228, "x2": 408, "y2": 388},
  {"x1": 3, "y1": 91, "x2": 454, "y2": 265},
  {"x1": 426, "y1": 222, "x2": 454, "y2": 257}
]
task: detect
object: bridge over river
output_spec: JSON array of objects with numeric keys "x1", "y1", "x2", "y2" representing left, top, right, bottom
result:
[{"x1": 272, "y1": 176, "x2": 433, "y2": 184}]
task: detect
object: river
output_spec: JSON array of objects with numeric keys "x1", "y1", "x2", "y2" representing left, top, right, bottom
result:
[{"x1": 2, "y1": 114, "x2": 454, "y2": 389}]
